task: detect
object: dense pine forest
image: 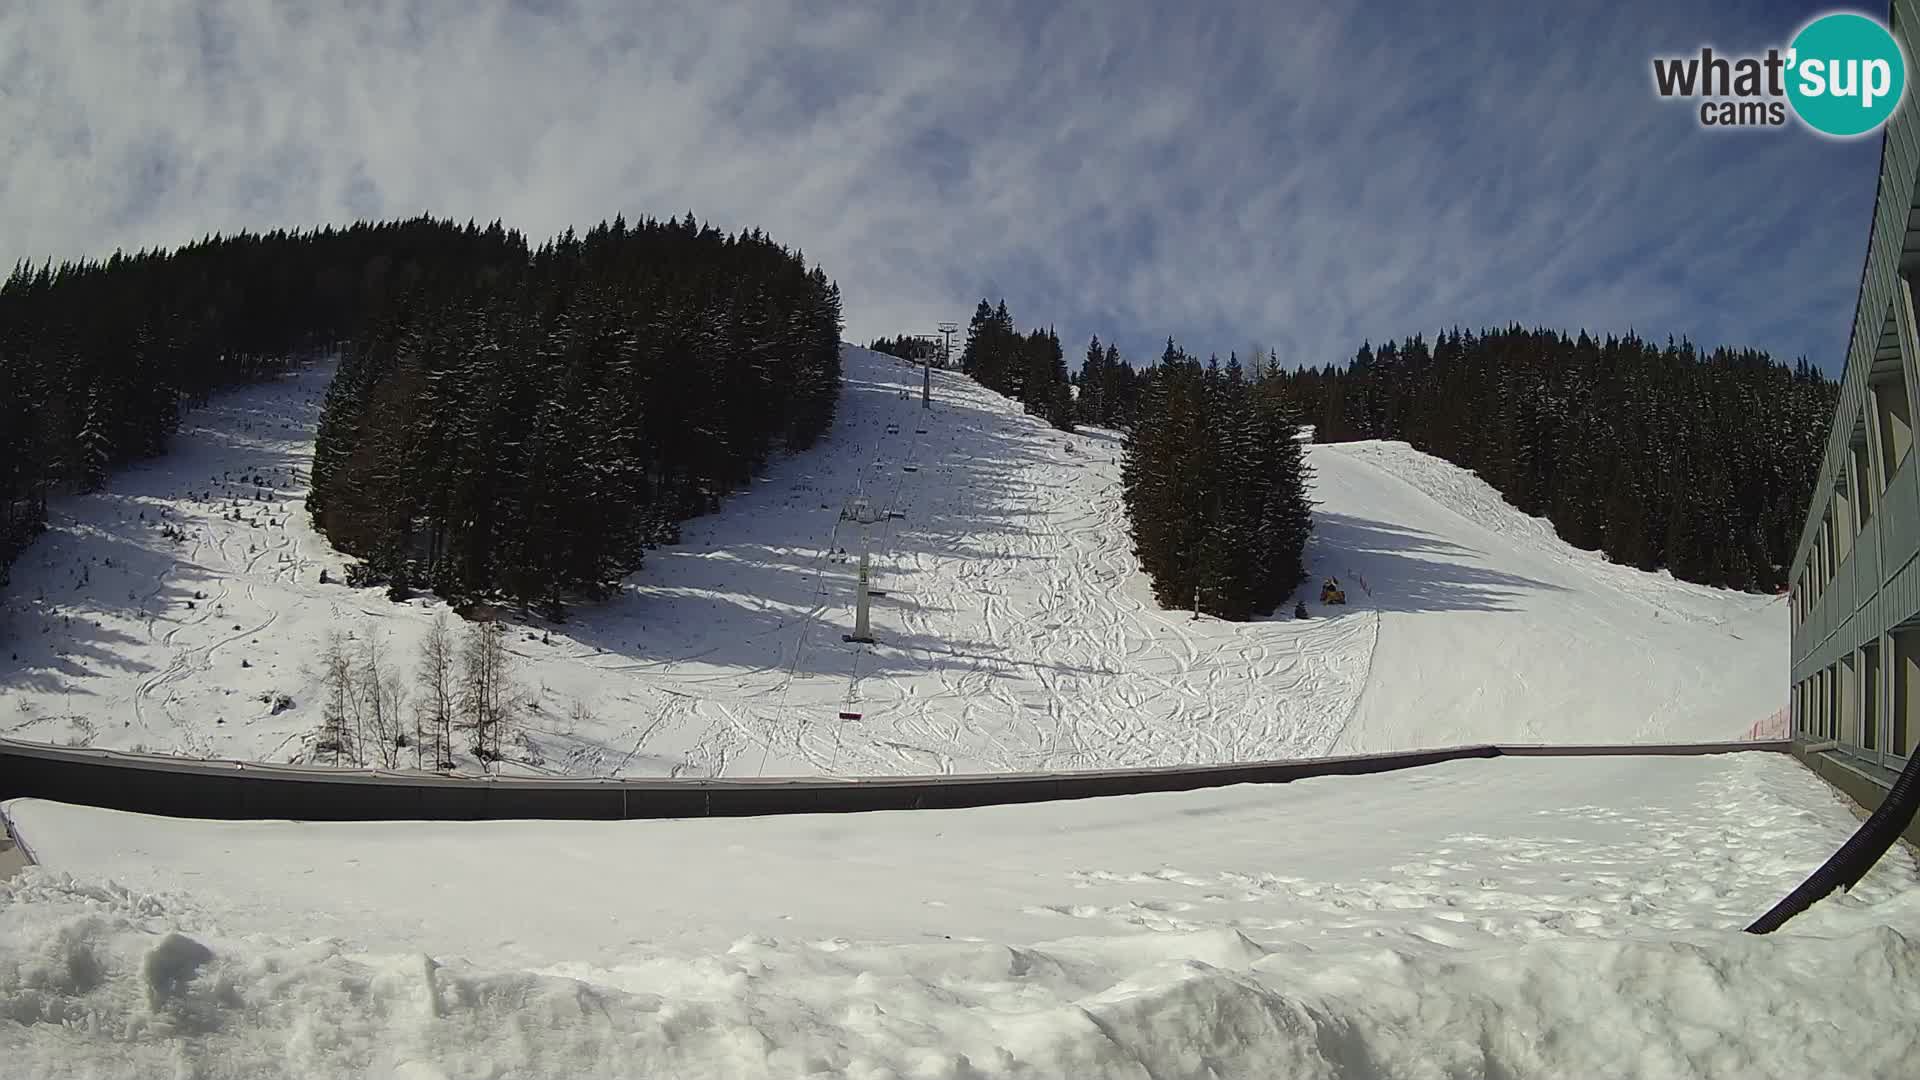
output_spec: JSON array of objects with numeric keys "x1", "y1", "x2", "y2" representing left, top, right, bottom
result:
[
  {"x1": 0, "y1": 215, "x2": 844, "y2": 613},
  {"x1": 1274, "y1": 327, "x2": 1837, "y2": 592},
  {"x1": 0, "y1": 217, "x2": 521, "y2": 587},
  {"x1": 957, "y1": 300, "x2": 1077, "y2": 431},
  {"x1": 1124, "y1": 343, "x2": 1315, "y2": 619},
  {"x1": 1073, "y1": 334, "x2": 1144, "y2": 428},
  {"x1": 955, "y1": 310, "x2": 1829, "y2": 610},
  {"x1": 867, "y1": 335, "x2": 941, "y2": 364},
  {"x1": 311, "y1": 215, "x2": 843, "y2": 615}
]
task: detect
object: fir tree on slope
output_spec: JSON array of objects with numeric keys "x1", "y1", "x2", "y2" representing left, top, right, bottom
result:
[
  {"x1": 1077, "y1": 336, "x2": 1108, "y2": 425},
  {"x1": 1074, "y1": 339, "x2": 1140, "y2": 429},
  {"x1": 1122, "y1": 341, "x2": 1312, "y2": 620},
  {"x1": 958, "y1": 299, "x2": 1075, "y2": 432}
]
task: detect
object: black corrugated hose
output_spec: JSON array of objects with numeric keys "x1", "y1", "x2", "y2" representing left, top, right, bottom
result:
[{"x1": 1747, "y1": 748, "x2": 1920, "y2": 933}]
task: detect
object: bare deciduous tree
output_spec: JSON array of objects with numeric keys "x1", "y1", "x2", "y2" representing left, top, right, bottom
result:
[
  {"x1": 459, "y1": 617, "x2": 515, "y2": 768},
  {"x1": 318, "y1": 628, "x2": 356, "y2": 766},
  {"x1": 358, "y1": 628, "x2": 408, "y2": 768},
  {"x1": 568, "y1": 697, "x2": 594, "y2": 730},
  {"x1": 417, "y1": 612, "x2": 457, "y2": 769}
]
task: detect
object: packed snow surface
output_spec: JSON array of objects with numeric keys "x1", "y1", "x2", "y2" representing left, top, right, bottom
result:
[
  {"x1": 0, "y1": 345, "x2": 1783, "y2": 775},
  {"x1": 3, "y1": 752, "x2": 1915, "y2": 1077}
]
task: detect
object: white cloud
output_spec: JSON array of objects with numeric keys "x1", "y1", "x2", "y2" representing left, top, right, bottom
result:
[{"x1": 0, "y1": 1, "x2": 1877, "y2": 371}]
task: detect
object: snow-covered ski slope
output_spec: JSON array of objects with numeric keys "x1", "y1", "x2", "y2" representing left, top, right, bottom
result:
[
  {"x1": 1312, "y1": 441, "x2": 1785, "y2": 752},
  {"x1": 0, "y1": 345, "x2": 1783, "y2": 775},
  {"x1": 4, "y1": 751, "x2": 1915, "y2": 1078}
]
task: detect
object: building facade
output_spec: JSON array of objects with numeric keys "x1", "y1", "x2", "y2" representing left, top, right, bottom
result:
[{"x1": 1789, "y1": 0, "x2": 1920, "y2": 781}]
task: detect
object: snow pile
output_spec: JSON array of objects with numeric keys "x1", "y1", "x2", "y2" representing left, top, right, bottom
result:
[
  {"x1": 0, "y1": 346, "x2": 1784, "y2": 775},
  {"x1": 3, "y1": 752, "x2": 1915, "y2": 1077},
  {"x1": 3, "y1": 902, "x2": 1914, "y2": 1079}
]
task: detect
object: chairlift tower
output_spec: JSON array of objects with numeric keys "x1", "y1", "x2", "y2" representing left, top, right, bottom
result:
[
  {"x1": 934, "y1": 321, "x2": 959, "y2": 407},
  {"x1": 842, "y1": 495, "x2": 882, "y2": 643}
]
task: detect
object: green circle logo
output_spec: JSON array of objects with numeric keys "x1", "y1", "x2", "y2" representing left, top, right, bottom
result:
[{"x1": 1787, "y1": 13, "x2": 1907, "y2": 137}]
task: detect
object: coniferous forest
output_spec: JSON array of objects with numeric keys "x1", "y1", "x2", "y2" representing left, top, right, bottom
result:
[
  {"x1": 1272, "y1": 327, "x2": 1838, "y2": 592},
  {"x1": 866, "y1": 335, "x2": 940, "y2": 364},
  {"x1": 1072, "y1": 334, "x2": 1143, "y2": 429},
  {"x1": 310, "y1": 216, "x2": 843, "y2": 615},
  {"x1": 0, "y1": 215, "x2": 844, "y2": 613},
  {"x1": 958, "y1": 300, "x2": 1077, "y2": 432},
  {"x1": 0, "y1": 217, "x2": 520, "y2": 587},
  {"x1": 1123, "y1": 343, "x2": 1314, "y2": 620}
]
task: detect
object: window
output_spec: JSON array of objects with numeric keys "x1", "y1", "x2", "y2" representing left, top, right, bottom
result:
[
  {"x1": 1864, "y1": 641, "x2": 1882, "y2": 752},
  {"x1": 1895, "y1": 626, "x2": 1920, "y2": 758},
  {"x1": 1834, "y1": 470, "x2": 1855, "y2": 558},
  {"x1": 1825, "y1": 515, "x2": 1837, "y2": 583},
  {"x1": 1853, "y1": 438, "x2": 1877, "y2": 524},
  {"x1": 1873, "y1": 368, "x2": 1913, "y2": 481},
  {"x1": 1827, "y1": 665, "x2": 1841, "y2": 740},
  {"x1": 1839, "y1": 653, "x2": 1859, "y2": 747}
]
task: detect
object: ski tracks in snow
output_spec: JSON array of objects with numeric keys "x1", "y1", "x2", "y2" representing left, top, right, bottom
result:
[
  {"x1": 647, "y1": 349, "x2": 1383, "y2": 777},
  {"x1": 7, "y1": 348, "x2": 1385, "y2": 777}
]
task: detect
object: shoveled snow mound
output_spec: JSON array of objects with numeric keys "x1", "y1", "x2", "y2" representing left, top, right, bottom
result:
[
  {"x1": 4, "y1": 752, "x2": 1915, "y2": 1077},
  {"x1": 0, "y1": 345, "x2": 1781, "y2": 776}
]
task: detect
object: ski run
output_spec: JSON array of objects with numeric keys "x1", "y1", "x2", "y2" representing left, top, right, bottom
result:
[
  {"x1": 4, "y1": 341, "x2": 1884, "y2": 1079},
  {"x1": 0, "y1": 345, "x2": 1786, "y2": 777}
]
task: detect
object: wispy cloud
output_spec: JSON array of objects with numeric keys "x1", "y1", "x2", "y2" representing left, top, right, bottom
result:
[{"x1": 0, "y1": 0, "x2": 1880, "y2": 372}]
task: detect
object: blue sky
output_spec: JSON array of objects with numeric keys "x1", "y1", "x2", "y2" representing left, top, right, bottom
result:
[{"x1": 0, "y1": 1, "x2": 1887, "y2": 374}]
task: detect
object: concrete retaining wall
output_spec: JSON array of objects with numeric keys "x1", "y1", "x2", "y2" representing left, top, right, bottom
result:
[{"x1": 0, "y1": 737, "x2": 1791, "y2": 823}]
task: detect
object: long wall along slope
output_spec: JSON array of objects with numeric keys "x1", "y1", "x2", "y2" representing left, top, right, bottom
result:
[{"x1": 1790, "y1": 0, "x2": 1920, "y2": 813}]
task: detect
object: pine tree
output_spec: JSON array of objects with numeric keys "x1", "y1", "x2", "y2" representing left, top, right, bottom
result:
[{"x1": 1078, "y1": 335, "x2": 1106, "y2": 425}]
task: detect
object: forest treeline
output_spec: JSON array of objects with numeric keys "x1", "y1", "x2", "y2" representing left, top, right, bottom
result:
[
  {"x1": 957, "y1": 300, "x2": 1078, "y2": 431},
  {"x1": 1270, "y1": 327, "x2": 1837, "y2": 592},
  {"x1": 0, "y1": 217, "x2": 516, "y2": 586},
  {"x1": 941, "y1": 299, "x2": 1148, "y2": 431},
  {"x1": 0, "y1": 214, "x2": 843, "y2": 614},
  {"x1": 867, "y1": 335, "x2": 941, "y2": 363},
  {"x1": 310, "y1": 214, "x2": 843, "y2": 616},
  {"x1": 957, "y1": 309, "x2": 1831, "y2": 609}
]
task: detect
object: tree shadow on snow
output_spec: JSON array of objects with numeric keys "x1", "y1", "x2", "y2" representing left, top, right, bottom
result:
[
  {"x1": 554, "y1": 363, "x2": 1127, "y2": 681},
  {"x1": 1309, "y1": 511, "x2": 1566, "y2": 615}
]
